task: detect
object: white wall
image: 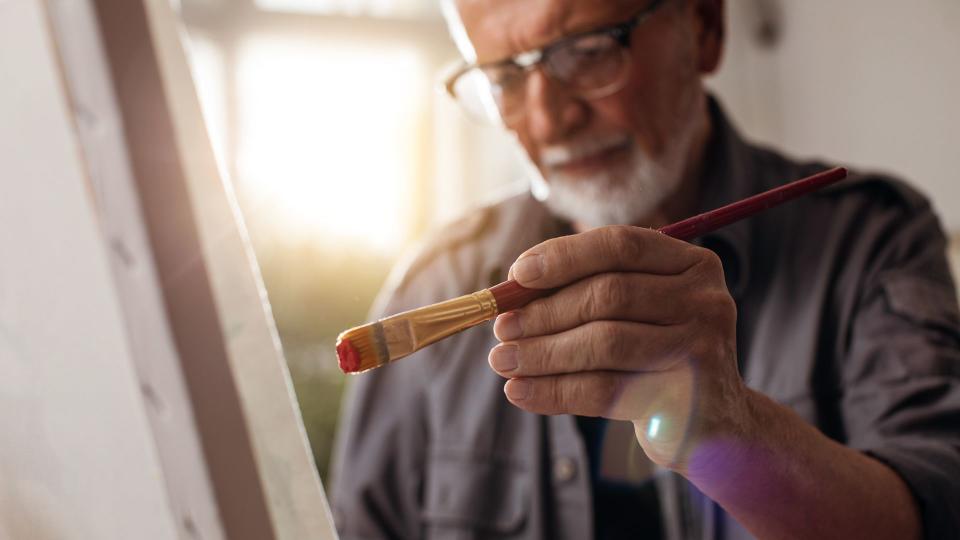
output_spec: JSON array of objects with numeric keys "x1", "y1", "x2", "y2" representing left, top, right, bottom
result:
[
  {"x1": 951, "y1": 238, "x2": 960, "y2": 289},
  {"x1": 710, "y1": 0, "x2": 960, "y2": 232}
]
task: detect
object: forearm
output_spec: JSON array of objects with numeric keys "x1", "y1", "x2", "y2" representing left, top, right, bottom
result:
[{"x1": 684, "y1": 389, "x2": 922, "y2": 540}]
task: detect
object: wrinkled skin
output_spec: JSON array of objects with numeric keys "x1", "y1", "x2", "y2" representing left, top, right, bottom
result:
[
  {"x1": 489, "y1": 225, "x2": 746, "y2": 471},
  {"x1": 457, "y1": 1, "x2": 923, "y2": 538},
  {"x1": 458, "y1": 0, "x2": 736, "y2": 469}
]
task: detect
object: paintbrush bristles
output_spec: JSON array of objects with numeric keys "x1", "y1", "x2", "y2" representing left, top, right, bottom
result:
[
  {"x1": 337, "y1": 289, "x2": 501, "y2": 374},
  {"x1": 337, "y1": 323, "x2": 388, "y2": 374}
]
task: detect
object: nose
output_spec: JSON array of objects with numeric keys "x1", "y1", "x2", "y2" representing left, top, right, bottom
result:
[{"x1": 523, "y1": 68, "x2": 588, "y2": 144}]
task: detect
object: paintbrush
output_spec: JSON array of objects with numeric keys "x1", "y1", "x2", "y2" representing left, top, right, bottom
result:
[{"x1": 337, "y1": 166, "x2": 847, "y2": 374}]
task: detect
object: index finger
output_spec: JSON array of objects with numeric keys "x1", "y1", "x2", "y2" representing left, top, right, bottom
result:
[{"x1": 508, "y1": 225, "x2": 700, "y2": 289}]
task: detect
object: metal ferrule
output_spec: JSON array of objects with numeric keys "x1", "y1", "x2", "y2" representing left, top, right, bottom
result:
[{"x1": 378, "y1": 289, "x2": 499, "y2": 362}]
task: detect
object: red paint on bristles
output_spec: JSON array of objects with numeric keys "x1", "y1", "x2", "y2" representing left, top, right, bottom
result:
[
  {"x1": 337, "y1": 338, "x2": 361, "y2": 373},
  {"x1": 490, "y1": 167, "x2": 848, "y2": 313}
]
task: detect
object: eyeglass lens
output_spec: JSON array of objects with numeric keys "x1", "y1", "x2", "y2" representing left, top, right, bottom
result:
[{"x1": 466, "y1": 32, "x2": 629, "y2": 122}]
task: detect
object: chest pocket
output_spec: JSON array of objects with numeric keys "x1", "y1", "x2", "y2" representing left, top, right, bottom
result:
[{"x1": 421, "y1": 454, "x2": 530, "y2": 540}]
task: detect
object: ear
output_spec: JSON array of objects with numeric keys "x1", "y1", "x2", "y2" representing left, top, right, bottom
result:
[{"x1": 694, "y1": 0, "x2": 725, "y2": 74}]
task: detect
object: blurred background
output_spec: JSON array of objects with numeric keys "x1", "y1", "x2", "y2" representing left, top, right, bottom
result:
[
  {"x1": 175, "y1": 0, "x2": 524, "y2": 486},
  {"x1": 173, "y1": 0, "x2": 960, "y2": 490}
]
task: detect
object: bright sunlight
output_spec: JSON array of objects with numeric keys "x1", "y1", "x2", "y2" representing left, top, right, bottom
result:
[{"x1": 236, "y1": 36, "x2": 425, "y2": 251}]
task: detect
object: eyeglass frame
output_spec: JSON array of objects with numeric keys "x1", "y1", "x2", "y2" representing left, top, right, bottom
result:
[{"x1": 442, "y1": 0, "x2": 669, "y2": 121}]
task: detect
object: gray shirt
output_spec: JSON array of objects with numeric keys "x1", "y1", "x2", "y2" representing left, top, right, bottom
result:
[{"x1": 330, "y1": 101, "x2": 960, "y2": 539}]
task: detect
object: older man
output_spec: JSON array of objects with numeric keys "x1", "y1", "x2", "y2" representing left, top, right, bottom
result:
[{"x1": 331, "y1": 0, "x2": 960, "y2": 538}]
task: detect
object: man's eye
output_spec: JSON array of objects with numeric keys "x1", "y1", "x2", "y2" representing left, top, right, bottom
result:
[
  {"x1": 570, "y1": 47, "x2": 607, "y2": 62},
  {"x1": 568, "y1": 35, "x2": 616, "y2": 58}
]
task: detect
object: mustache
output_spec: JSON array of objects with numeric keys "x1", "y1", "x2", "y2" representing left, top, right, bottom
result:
[{"x1": 540, "y1": 134, "x2": 633, "y2": 168}]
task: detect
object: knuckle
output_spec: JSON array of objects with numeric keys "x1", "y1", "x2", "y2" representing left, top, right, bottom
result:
[
  {"x1": 688, "y1": 290, "x2": 737, "y2": 334},
  {"x1": 554, "y1": 378, "x2": 576, "y2": 413},
  {"x1": 704, "y1": 289, "x2": 735, "y2": 316},
  {"x1": 700, "y1": 248, "x2": 723, "y2": 271},
  {"x1": 717, "y1": 289, "x2": 736, "y2": 311},
  {"x1": 715, "y1": 293, "x2": 738, "y2": 325},
  {"x1": 529, "y1": 337, "x2": 555, "y2": 373},
  {"x1": 605, "y1": 225, "x2": 643, "y2": 260},
  {"x1": 588, "y1": 274, "x2": 631, "y2": 315},
  {"x1": 522, "y1": 379, "x2": 548, "y2": 411},
  {"x1": 586, "y1": 374, "x2": 620, "y2": 415},
  {"x1": 524, "y1": 302, "x2": 555, "y2": 336},
  {"x1": 582, "y1": 285, "x2": 601, "y2": 321},
  {"x1": 594, "y1": 321, "x2": 628, "y2": 361},
  {"x1": 690, "y1": 291, "x2": 718, "y2": 322},
  {"x1": 545, "y1": 371, "x2": 624, "y2": 417},
  {"x1": 692, "y1": 249, "x2": 725, "y2": 283},
  {"x1": 546, "y1": 238, "x2": 574, "y2": 273}
]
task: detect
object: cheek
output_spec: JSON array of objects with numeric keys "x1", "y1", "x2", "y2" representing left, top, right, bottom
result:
[
  {"x1": 510, "y1": 124, "x2": 555, "y2": 178},
  {"x1": 603, "y1": 56, "x2": 702, "y2": 158},
  {"x1": 511, "y1": 126, "x2": 539, "y2": 165},
  {"x1": 588, "y1": 89, "x2": 668, "y2": 155},
  {"x1": 610, "y1": 25, "x2": 702, "y2": 150}
]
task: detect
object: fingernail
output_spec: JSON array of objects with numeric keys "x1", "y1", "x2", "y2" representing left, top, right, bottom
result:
[
  {"x1": 494, "y1": 312, "x2": 523, "y2": 341},
  {"x1": 505, "y1": 379, "x2": 531, "y2": 401},
  {"x1": 489, "y1": 344, "x2": 519, "y2": 373},
  {"x1": 510, "y1": 254, "x2": 542, "y2": 283}
]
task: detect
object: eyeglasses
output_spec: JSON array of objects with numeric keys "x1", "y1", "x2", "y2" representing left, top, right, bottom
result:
[{"x1": 443, "y1": 0, "x2": 667, "y2": 124}]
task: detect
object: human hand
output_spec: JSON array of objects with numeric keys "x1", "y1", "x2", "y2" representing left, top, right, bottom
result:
[{"x1": 488, "y1": 225, "x2": 751, "y2": 472}]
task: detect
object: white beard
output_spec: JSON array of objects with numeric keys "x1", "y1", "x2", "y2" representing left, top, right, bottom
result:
[
  {"x1": 529, "y1": 99, "x2": 703, "y2": 229},
  {"x1": 542, "y1": 142, "x2": 676, "y2": 229}
]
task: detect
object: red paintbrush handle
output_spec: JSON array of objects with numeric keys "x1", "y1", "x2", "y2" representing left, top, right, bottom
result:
[
  {"x1": 489, "y1": 280, "x2": 554, "y2": 313},
  {"x1": 658, "y1": 167, "x2": 847, "y2": 240},
  {"x1": 487, "y1": 167, "x2": 848, "y2": 314}
]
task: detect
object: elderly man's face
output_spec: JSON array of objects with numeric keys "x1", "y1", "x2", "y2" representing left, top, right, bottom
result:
[{"x1": 456, "y1": 0, "x2": 723, "y2": 227}]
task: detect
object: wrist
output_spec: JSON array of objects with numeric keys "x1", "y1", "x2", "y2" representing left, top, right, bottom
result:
[{"x1": 682, "y1": 386, "x2": 769, "y2": 485}]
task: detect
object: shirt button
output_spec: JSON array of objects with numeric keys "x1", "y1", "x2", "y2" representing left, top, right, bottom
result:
[{"x1": 554, "y1": 457, "x2": 577, "y2": 483}]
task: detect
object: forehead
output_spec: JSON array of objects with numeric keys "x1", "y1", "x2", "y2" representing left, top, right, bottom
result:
[{"x1": 456, "y1": 0, "x2": 646, "y2": 63}]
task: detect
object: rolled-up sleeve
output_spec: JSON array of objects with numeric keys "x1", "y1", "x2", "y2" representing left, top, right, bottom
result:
[{"x1": 842, "y1": 201, "x2": 960, "y2": 538}]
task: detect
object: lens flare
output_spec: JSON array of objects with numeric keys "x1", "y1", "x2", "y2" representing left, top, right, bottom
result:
[{"x1": 647, "y1": 416, "x2": 662, "y2": 439}]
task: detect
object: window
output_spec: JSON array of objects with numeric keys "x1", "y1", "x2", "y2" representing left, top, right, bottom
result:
[
  {"x1": 179, "y1": 0, "x2": 524, "y2": 486},
  {"x1": 236, "y1": 36, "x2": 425, "y2": 249}
]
